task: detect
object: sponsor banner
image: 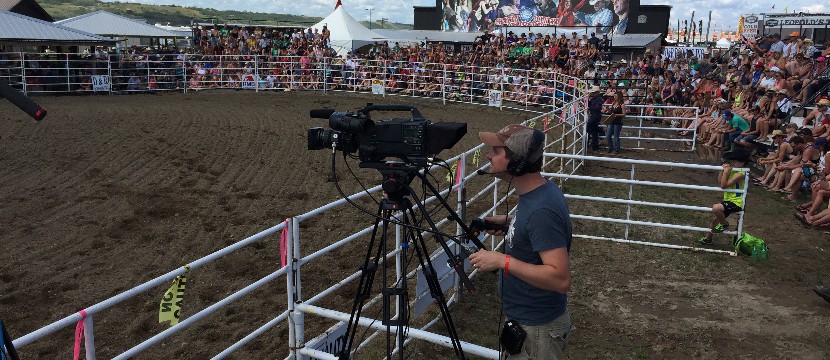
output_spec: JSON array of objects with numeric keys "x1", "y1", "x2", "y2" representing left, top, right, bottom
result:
[
  {"x1": 371, "y1": 79, "x2": 385, "y2": 95},
  {"x1": 91, "y1": 75, "x2": 110, "y2": 92},
  {"x1": 488, "y1": 89, "x2": 502, "y2": 107},
  {"x1": 763, "y1": 13, "x2": 830, "y2": 29},
  {"x1": 242, "y1": 74, "x2": 259, "y2": 89},
  {"x1": 494, "y1": 14, "x2": 561, "y2": 27},
  {"x1": 662, "y1": 46, "x2": 706, "y2": 59}
]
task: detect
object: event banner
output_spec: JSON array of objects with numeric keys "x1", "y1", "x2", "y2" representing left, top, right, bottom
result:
[
  {"x1": 662, "y1": 46, "x2": 705, "y2": 59},
  {"x1": 763, "y1": 13, "x2": 830, "y2": 29},
  {"x1": 441, "y1": 0, "x2": 634, "y2": 34}
]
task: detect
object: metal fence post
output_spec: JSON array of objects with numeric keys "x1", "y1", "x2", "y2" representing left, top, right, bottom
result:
[
  {"x1": 637, "y1": 106, "x2": 644, "y2": 148},
  {"x1": 323, "y1": 57, "x2": 328, "y2": 94},
  {"x1": 182, "y1": 54, "x2": 187, "y2": 94},
  {"x1": 442, "y1": 63, "x2": 446, "y2": 105},
  {"x1": 21, "y1": 52, "x2": 27, "y2": 95},
  {"x1": 624, "y1": 164, "x2": 636, "y2": 240},
  {"x1": 692, "y1": 108, "x2": 699, "y2": 150},
  {"x1": 65, "y1": 54, "x2": 71, "y2": 92},
  {"x1": 84, "y1": 315, "x2": 97, "y2": 360}
]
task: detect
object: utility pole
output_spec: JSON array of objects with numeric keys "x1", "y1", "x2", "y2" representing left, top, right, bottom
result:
[
  {"x1": 381, "y1": 18, "x2": 389, "y2": 29},
  {"x1": 366, "y1": 7, "x2": 374, "y2": 29}
]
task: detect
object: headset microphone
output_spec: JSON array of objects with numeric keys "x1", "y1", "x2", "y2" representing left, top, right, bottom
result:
[{"x1": 477, "y1": 169, "x2": 509, "y2": 176}]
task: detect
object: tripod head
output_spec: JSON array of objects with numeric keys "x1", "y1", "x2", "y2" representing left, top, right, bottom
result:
[{"x1": 360, "y1": 161, "x2": 419, "y2": 202}]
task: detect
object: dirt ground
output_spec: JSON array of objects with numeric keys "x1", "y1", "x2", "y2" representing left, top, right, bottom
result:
[{"x1": 0, "y1": 91, "x2": 828, "y2": 359}]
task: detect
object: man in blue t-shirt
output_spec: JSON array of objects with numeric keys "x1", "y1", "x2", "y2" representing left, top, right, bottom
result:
[{"x1": 469, "y1": 124, "x2": 574, "y2": 360}]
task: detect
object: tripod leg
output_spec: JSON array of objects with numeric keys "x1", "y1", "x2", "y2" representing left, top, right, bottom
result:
[
  {"x1": 404, "y1": 204, "x2": 467, "y2": 360},
  {"x1": 339, "y1": 205, "x2": 389, "y2": 360}
]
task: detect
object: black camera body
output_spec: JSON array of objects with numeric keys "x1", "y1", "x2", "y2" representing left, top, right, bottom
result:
[{"x1": 308, "y1": 104, "x2": 467, "y2": 167}]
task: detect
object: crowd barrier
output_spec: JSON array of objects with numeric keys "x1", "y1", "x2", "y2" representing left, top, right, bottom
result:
[
  {"x1": 0, "y1": 52, "x2": 585, "y2": 111},
  {"x1": 545, "y1": 153, "x2": 747, "y2": 256}
]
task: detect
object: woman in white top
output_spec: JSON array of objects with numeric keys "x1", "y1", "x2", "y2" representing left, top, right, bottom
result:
[{"x1": 758, "y1": 70, "x2": 776, "y2": 90}]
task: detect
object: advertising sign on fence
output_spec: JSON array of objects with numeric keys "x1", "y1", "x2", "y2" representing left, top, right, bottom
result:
[
  {"x1": 414, "y1": 249, "x2": 457, "y2": 318},
  {"x1": 91, "y1": 75, "x2": 110, "y2": 92},
  {"x1": 305, "y1": 322, "x2": 348, "y2": 359},
  {"x1": 241, "y1": 74, "x2": 259, "y2": 89},
  {"x1": 488, "y1": 89, "x2": 502, "y2": 107},
  {"x1": 371, "y1": 79, "x2": 385, "y2": 95}
]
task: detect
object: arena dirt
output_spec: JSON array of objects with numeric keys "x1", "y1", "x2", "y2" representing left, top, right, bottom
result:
[{"x1": 0, "y1": 91, "x2": 828, "y2": 359}]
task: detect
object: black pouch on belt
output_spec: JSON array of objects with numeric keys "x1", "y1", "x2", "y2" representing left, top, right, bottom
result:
[{"x1": 500, "y1": 319, "x2": 526, "y2": 355}]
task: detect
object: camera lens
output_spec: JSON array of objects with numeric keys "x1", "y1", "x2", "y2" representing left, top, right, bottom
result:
[{"x1": 307, "y1": 127, "x2": 333, "y2": 150}]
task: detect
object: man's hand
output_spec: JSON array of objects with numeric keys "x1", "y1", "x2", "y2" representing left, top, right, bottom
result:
[
  {"x1": 482, "y1": 215, "x2": 511, "y2": 236},
  {"x1": 723, "y1": 163, "x2": 733, "y2": 172},
  {"x1": 468, "y1": 249, "x2": 505, "y2": 272}
]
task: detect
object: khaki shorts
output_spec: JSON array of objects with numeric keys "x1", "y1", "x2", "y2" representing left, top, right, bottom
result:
[{"x1": 504, "y1": 310, "x2": 574, "y2": 360}]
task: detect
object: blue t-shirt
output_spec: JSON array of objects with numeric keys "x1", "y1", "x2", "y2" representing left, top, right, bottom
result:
[{"x1": 502, "y1": 180, "x2": 572, "y2": 326}]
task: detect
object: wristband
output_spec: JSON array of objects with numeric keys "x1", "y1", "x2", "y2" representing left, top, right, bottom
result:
[{"x1": 504, "y1": 255, "x2": 510, "y2": 277}]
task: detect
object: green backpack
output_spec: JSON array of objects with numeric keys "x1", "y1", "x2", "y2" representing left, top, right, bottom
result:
[{"x1": 733, "y1": 232, "x2": 768, "y2": 259}]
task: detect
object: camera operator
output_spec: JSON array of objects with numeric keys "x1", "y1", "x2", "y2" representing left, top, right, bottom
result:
[{"x1": 469, "y1": 124, "x2": 574, "y2": 359}]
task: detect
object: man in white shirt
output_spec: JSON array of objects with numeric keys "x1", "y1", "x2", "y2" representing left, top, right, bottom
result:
[{"x1": 769, "y1": 34, "x2": 785, "y2": 53}]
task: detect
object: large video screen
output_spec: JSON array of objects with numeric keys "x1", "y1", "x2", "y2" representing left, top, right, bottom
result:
[{"x1": 441, "y1": 0, "x2": 637, "y2": 34}]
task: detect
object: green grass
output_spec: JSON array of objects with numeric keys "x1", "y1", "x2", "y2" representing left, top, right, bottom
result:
[{"x1": 39, "y1": 0, "x2": 414, "y2": 29}]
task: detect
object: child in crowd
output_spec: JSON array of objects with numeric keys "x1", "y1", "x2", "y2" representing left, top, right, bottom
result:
[{"x1": 699, "y1": 151, "x2": 749, "y2": 245}]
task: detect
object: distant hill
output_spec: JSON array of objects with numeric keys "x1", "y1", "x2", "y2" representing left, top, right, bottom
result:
[{"x1": 38, "y1": 0, "x2": 412, "y2": 30}]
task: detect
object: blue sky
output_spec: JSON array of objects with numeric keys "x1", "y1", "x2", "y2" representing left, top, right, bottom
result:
[{"x1": 105, "y1": 0, "x2": 826, "y2": 33}]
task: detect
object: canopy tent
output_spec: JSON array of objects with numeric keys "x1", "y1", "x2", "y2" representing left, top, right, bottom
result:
[
  {"x1": 309, "y1": 6, "x2": 386, "y2": 57},
  {"x1": 715, "y1": 37, "x2": 732, "y2": 49}
]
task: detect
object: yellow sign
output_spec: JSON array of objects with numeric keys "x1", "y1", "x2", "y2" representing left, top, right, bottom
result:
[
  {"x1": 159, "y1": 265, "x2": 189, "y2": 326},
  {"x1": 528, "y1": 120, "x2": 537, "y2": 129},
  {"x1": 473, "y1": 149, "x2": 482, "y2": 168},
  {"x1": 446, "y1": 162, "x2": 458, "y2": 183}
]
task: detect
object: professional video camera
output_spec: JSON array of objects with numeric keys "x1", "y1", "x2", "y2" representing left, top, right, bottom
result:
[{"x1": 307, "y1": 104, "x2": 467, "y2": 167}]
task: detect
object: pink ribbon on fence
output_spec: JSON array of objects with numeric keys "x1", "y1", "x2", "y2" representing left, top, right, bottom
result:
[
  {"x1": 544, "y1": 115, "x2": 549, "y2": 132},
  {"x1": 73, "y1": 310, "x2": 87, "y2": 360},
  {"x1": 280, "y1": 219, "x2": 289, "y2": 268}
]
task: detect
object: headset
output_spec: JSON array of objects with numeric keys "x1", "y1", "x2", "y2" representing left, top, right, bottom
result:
[{"x1": 507, "y1": 129, "x2": 545, "y2": 177}]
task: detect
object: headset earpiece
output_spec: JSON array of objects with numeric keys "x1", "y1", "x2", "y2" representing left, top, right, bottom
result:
[{"x1": 507, "y1": 130, "x2": 544, "y2": 176}]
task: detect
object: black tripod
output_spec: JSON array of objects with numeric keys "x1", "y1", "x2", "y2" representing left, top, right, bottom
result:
[{"x1": 337, "y1": 163, "x2": 485, "y2": 360}]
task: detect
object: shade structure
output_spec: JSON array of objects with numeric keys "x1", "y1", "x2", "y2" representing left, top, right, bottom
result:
[{"x1": 309, "y1": 6, "x2": 386, "y2": 57}]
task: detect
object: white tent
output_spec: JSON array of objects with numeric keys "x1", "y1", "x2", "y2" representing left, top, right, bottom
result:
[
  {"x1": 310, "y1": 6, "x2": 386, "y2": 57},
  {"x1": 716, "y1": 37, "x2": 732, "y2": 49}
]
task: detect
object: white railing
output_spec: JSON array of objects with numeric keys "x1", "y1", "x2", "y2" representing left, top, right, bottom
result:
[
  {"x1": 5, "y1": 53, "x2": 585, "y2": 113},
  {"x1": 621, "y1": 104, "x2": 700, "y2": 150},
  {"x1": 543, "y1": 153, "x2": 748, "y2": 256}
]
